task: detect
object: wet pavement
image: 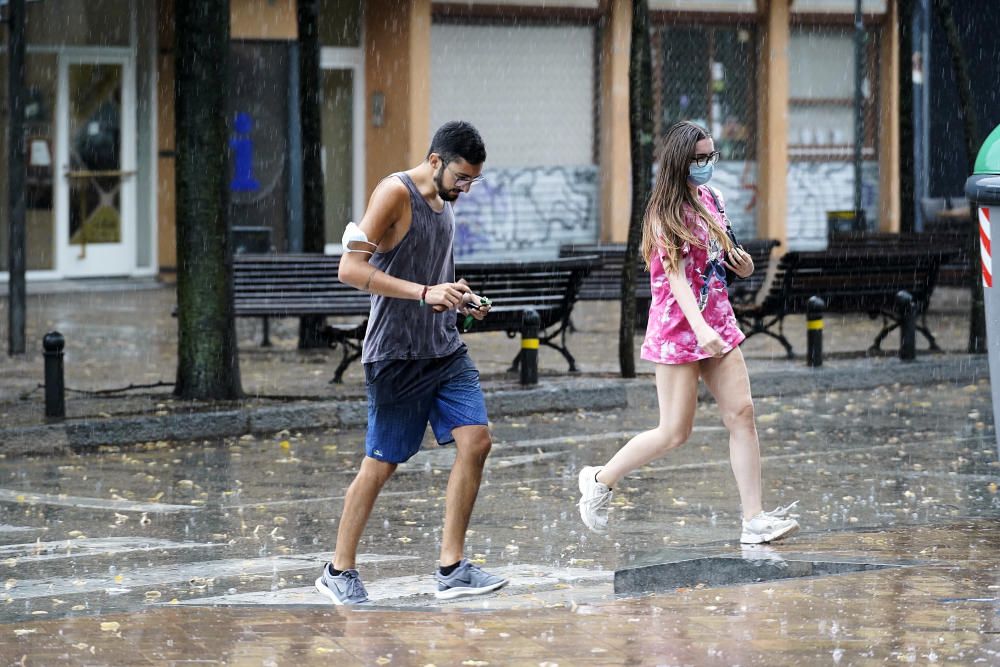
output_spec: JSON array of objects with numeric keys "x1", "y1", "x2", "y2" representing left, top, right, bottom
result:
[
  {"x1": 0, "y1": 280, "x2": 999, "y2": 664},
  {"x1": 3, "y1": 521, "x2": 998, "y2": 666},
  {"x1": 0, "y1": 371, "x2": 998, "y2": 663}
]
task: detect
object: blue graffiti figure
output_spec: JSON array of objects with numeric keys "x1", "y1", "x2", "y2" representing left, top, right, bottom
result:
[
  {"x1": 454, "y1": 220, "x2": 491, "y2": 257},
  {"x1": 230, "y1": 112, "x2": 260, "y2": 192}
]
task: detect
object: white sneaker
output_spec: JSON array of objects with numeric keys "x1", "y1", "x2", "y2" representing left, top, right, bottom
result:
[
  {"x1": 578, "y1": 466, "x2": 613, "y2": 533},
  {"x1": 741, "y1": 501, "x2": 800, "y2": 544}
]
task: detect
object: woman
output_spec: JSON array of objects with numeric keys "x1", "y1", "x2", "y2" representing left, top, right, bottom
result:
[{"x1": 578, "y1": 121, "x2": 799, "y2": 544}]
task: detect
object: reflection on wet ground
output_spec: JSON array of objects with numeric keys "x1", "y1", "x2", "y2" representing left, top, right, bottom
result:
[{"x1": 0, "y1": 375, "x2": 998, "y2": 664}]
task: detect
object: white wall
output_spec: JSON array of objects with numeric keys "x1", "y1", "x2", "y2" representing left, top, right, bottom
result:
[{"x1": 430, "y1": 23, "x2": 595, "y2": 168}]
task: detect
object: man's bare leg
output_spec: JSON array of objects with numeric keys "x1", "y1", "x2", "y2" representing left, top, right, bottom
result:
[
  {"x1": 332, "y1": 456, "x2": 397, "y2": 571},
  {"x1": 439, "y1": 425, "x2": 492, "y2": 566}
]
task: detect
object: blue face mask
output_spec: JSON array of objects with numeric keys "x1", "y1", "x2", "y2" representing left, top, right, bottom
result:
[{"x1": 688, "y1": 163, "x2": 714, "y2": 186}]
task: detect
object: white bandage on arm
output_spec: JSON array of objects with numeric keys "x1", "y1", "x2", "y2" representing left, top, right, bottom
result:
[{"x1": 342, "y1": 222, "x2": 378, "y2": 255}]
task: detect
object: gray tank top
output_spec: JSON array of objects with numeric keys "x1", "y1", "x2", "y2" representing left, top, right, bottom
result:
[{"x1": 361, "y1": 172, "x2": 464, "y2": 363}]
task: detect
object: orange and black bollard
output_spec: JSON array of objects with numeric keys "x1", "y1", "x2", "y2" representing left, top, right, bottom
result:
[
  {"x1": 520, "y1": 308, "x2": 540, "y2": 386},
  {"x1": 806, "y1": 296, "x2": 825, "y2": 367}
]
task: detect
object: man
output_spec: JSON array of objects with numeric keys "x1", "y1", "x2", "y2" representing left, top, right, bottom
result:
[{"x1": 315, "y1": 121, "x2": 508, "y2": 605}]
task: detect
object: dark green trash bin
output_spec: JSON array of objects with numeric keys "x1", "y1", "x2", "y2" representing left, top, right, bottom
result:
[{"x1": 964, "y1": 123, "x2": 1000, "y2": 458}]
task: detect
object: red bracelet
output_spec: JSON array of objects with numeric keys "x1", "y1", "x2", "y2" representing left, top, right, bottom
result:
[{"x1": 419, "y1": 285, "x2": 428, "y2": 307}]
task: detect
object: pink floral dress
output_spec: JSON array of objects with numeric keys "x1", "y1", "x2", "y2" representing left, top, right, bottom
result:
[{"x1": 640, "y1": 186, "x2": 746, "y2": 365}]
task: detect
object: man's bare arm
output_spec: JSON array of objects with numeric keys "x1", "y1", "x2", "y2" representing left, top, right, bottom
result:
[{"x1": 338, "y1": 180, "x2": 469, "y2": 310}]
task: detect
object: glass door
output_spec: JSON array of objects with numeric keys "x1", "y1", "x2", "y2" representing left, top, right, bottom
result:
[
  {"x1": 56, "y1": 53, "x2": 136, "y2": 276},
  {"x1": 320, "y1": 47, "x2": 364, "y2": 252}
]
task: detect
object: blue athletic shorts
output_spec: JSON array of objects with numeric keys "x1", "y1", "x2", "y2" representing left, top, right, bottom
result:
[{"x1": 363, "y1": 347, "x2": 488, "y2": 464}]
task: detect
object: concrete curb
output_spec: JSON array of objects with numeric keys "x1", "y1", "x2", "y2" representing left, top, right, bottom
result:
[{"x1": 2, "y1": 355, "x2": 988, "y2": 456}]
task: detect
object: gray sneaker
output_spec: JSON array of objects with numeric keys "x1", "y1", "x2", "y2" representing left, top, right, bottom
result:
[
  {"x1": 434, "y1": 560, "x2": 509, "y2": 600},
  {"x1": 314, "y1": 564, "x2": 370, "y2": 605}
]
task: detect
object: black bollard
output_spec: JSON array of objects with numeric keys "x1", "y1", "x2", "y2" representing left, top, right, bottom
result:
[
  {"x1": 42, "y1": 331, "x2": 66, "y2": 419},
  {"x1": 896, "y1": 290, "x2": 916, "y2": 362},
  {"x1": 806, "y1": 296, "x2": 825, "y2": 368},
  {"x1": 520, "y1": 308, "x2": 540, "y2": 386}
]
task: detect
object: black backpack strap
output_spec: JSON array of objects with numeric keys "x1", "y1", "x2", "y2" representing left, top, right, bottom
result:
[
  {"x1": 705, "y1": 185, "x2": 726, "y2": 218},
  {"x1": 704, "y1": 185, "x2": 743, "y2": 283}
]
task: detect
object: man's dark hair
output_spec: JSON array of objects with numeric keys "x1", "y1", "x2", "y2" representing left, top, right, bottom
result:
[{"x1": 427, "y1": 121, "x2": 486, "y2": 166}]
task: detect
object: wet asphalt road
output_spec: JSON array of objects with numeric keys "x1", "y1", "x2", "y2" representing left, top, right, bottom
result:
[{"x1": 1, "y1": 377, "x2": 997, "y2": 625}]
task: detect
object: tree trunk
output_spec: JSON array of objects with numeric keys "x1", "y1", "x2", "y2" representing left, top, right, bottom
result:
[
  {"x1": 620, "y1": 0, "x2": 654, "y2": 378},
  {"x1": 898, "y1": 0, "x2": 916, "y2": 233},
  {"x1": 7, "y1": 0, "x2": 27, "y2": 356},
  {"x1": 174, "y1": 0, "x2": 243, "y2": 399},
  {"x1": 297, "y1": 0, "x2": 328, "y2": 348},
  {"x1": 933, "y1": 0, "x2": 985, "y2": 353}
]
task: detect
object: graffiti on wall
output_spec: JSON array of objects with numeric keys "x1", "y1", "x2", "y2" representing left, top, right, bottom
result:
[
  {"x1": 714, "y1": 160, "x2": 880, "y2": 251},
  {"x1": 451, "y1": 161, "x2": 879, "y2": 257},
  {"x1": 786, "y1": 161, "x2": 879, "y2": 250},
  {"x1": 452, "y1": 166, "x2": 599, "y2": 259}
]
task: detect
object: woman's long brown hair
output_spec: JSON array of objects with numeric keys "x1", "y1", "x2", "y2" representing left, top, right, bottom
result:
[{"x1": 642, "y1": 121, "x2": 732, "y2": 273}]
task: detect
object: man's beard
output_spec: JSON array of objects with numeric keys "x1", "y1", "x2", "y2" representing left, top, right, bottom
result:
[{"x1": 435, "y1": 165, "x2": 460, "y2": 202}]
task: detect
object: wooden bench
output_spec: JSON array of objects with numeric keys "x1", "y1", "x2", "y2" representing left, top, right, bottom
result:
[
  {"x1": 233, "y1": 253, "x2": 368, "y2": 382},
  {"x1": 734, "y1": 248, "x2": 950, "y2": 358},
  {"x1": 829, "y1": 222, "x2": 971, "y2": 288},
  {"x1": 232, "y1": 253, "x2": 596, "y2": 382},
  {"x1": 559, "y1": 239, "x2": 781, "y2": 327},
  {"x1": 453, "y1": 255, "x2": 597, "y2": 373}
]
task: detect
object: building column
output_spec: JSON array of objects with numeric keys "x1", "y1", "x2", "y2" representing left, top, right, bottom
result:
[
  {"x1": 756, "y1": 0, "x2": 790, "y2": 249},
  {"x1": 365, "y1": 0, "x2": 431, "y2": 198},
  {"x1": 599, "y1": 0, "x2": 632, "y2": 243},
  {"x1": 878, "y1": 0, "x2": 901, "y2": 232},
  {"x1": 157, "y1": 0, "x2": 177, "y2": 277}
]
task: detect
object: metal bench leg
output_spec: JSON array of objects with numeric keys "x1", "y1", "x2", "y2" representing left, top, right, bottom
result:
[
  {"x1": 548, "y1": 341, "x2": 579, "y2": 372},
  {"x1": 871, "y1": 321, "x2": 898, "y2": 352},
  {"x1": 330, "y1": 344, "x2": 362, "y2": 384},
  {"x1": 873, "y1": 314, "x2": 940, "y2": 353},
  {"x1": 260, "y1": 317, "x2": 272, "y2": 347},
  {"x1": 741, "y1": 317, "x2": 794, "y2": 359},
  {"x1": 507, "y1": 350, "x2": 523, "y2": 374},
  {"x1": 752, "y1": 329, "x2": 794, "y2": 359},
  {"x1": 917, "y1": 324, "x2": 940, "y2": 351}
]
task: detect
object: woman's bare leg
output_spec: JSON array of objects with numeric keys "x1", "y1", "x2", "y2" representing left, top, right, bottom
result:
[
  {"x1": 699, "y1": 346, "x2": 763, "y2": 519},
  {"x1": 596, "y1": 362, "x2": 701, "y2": 488}
]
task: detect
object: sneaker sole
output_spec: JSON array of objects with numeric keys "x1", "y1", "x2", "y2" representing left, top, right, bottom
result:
[
  {"x1": 740, "y1": 522, "x2": 799, "y2": 544},
  {"x1": 314, "y1": 577, "x2": 369, "y2": 605},
  {"x1": 434, "y1": 578, "x2": 509, "y2": 600},
  {"x1": 578, "y1": 467, "x2": 596, "y2": 495}
]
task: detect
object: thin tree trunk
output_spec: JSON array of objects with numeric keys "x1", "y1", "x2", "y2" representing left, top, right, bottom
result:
[
  {"x1": 898, "y1": 0, "x2": 916, "y2": 233},
  {"x1": 620, "y1": 0, "x2": 654, "y2": 378},
  {"x1": 7, "y1": 0, "x2": 27, "y2": 356},
  {"x1": 297, "y1": 0, "x2": 328, "y2": 348},
  {"x1": 174, "y1": 0, "x2": 243, "y2": 399},
  {"x1": 933, "y1": 0, "x2": 985, "y2": 353}
]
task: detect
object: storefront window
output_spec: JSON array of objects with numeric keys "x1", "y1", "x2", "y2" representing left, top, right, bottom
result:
[
  {"x1": 788, "y1": 25, "x2": 879, "y2": 159},
  {"x1": 0, "y1": 52, "x2": 59, "y2": 271},
  {"x1": 652, "y1": 22, "x2": 757, "y2": 161},
  {"x1": 321, "y1": 68, "x2": 353, "y2": 246},
  {"x1": 228, "y1": 42, "x2": 291, "y2": 250},
  {"x1": 652, "y1": 21, "x2": 758, "y2": 238}
]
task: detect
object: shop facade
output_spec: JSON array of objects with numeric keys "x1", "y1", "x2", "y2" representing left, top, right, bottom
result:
[{"x1": 1, "y1": 0, "x2": 901, "y2": 280}]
